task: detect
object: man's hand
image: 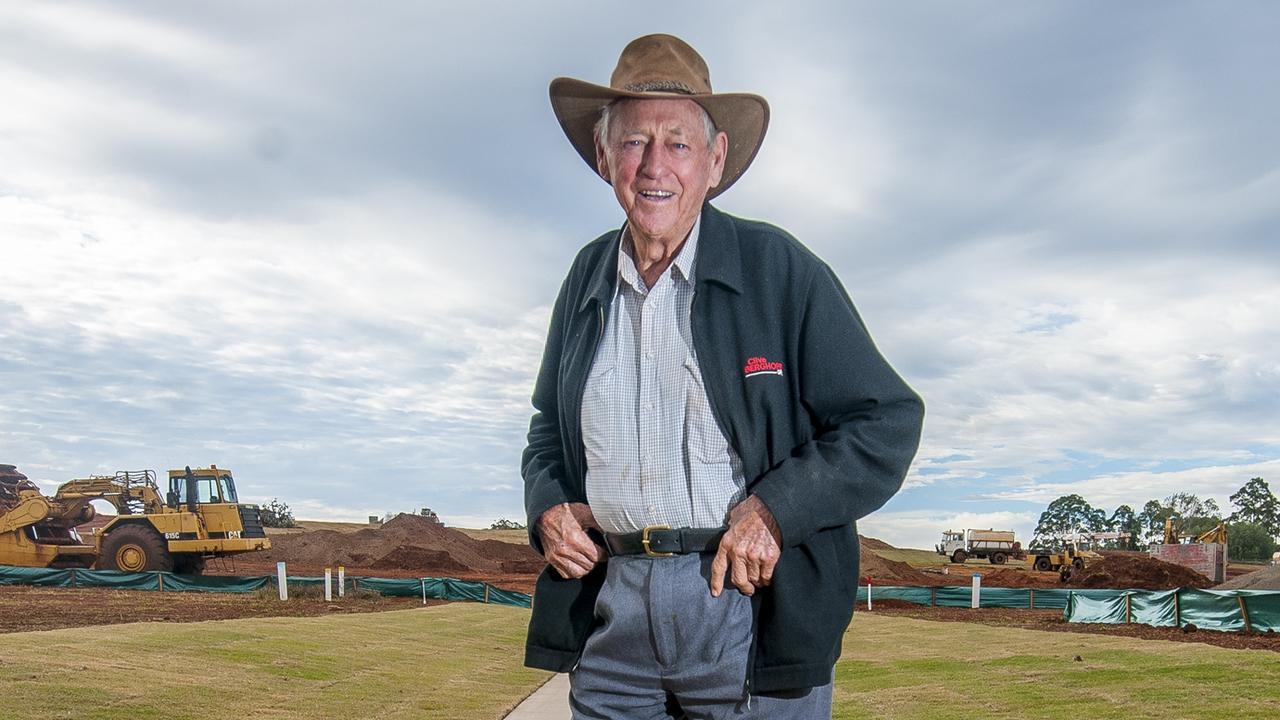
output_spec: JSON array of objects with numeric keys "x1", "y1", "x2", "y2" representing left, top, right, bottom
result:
[
  {"x1": 710, "y1": 495, "x2": 782, "y2": 597},
  {"x1": 537, "y1": 502, "x2": 605, "y2": 579}
]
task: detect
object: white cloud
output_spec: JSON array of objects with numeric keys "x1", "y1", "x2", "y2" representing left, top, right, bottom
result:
[{"x1": 860, "y1": 509, "x2": 1040, "y2": 552}]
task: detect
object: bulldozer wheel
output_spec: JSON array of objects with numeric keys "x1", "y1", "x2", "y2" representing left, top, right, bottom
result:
[
  {"x1": 1033, "y1": 557, "x2": 1051, "y2": 572},
  {"x1": 951, "y1": 550, "x2": 967, "y2": 564},
  {"x1": 991, "y1": 552, "x2": 1008, "y2": 565},
  {"x1": 1073, "y1": 558, "x2": 1085, "y2": 571},
  {"x1": 101, "y1": 525, "x2": 173, "y2": 573}
]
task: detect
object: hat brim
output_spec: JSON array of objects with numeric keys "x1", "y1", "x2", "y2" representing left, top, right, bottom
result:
[{"x1": 549, "y1": 77, "x2": 769, "y2": 200}]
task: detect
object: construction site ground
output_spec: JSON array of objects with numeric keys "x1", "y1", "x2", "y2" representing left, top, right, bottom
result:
[{"x1": 7, "y1": 519, "x2": 1279, "y2": 654}]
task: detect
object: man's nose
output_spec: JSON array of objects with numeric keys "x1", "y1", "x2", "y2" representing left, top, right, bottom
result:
[{"x1": 638, "y1": 143, "x2": 665, "y2": 178}]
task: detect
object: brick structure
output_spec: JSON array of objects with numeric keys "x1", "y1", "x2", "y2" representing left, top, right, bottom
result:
[{"x1": 1149, "y1": 542, "x2": 1227, "y2": 583}]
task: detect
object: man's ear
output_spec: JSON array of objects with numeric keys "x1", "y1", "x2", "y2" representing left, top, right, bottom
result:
[
  {"x1": 708, "y1": 130, "x2": 728, "y2": 188},
  {"x1": 595, "y1": 133, "x2": 611, "y2": 183}
]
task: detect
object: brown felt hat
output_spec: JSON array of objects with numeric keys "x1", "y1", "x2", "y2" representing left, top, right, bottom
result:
[{"x1": 550, "y1": 34, "x2": 770, "y2": 199}]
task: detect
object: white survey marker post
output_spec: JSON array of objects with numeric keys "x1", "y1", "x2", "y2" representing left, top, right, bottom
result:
[
  {"x1": 338, "y1": 565, "x2": 345, "y2": 597},
  {"x1": 866, "y1": 577, "x2": 872, "y2": 611},
  {"x1": 971, "y1": 573, "x2": 982, "y2": 609},
  {"x1": 324, "y1": 568, "x2": 333, "y2": 602},
  {"x1": 276, "y1": 561, "x2": 288, "y2": 601}
]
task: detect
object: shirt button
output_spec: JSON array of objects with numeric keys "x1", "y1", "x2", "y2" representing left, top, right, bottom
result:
[{"x1": 644, "y1": 351, "x2": 654, "y2": 360}]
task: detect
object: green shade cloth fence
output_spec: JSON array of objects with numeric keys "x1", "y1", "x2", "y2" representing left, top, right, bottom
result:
[
  {"x1": 0, "y1": 564, "x2": 531, "y2": 608},
  {"x1": 1064, "y1": 588, "x2": 1280, "y2": 632},
  {"x1": 851, "y1": 582, "x2": 1280, "y2": 633}
]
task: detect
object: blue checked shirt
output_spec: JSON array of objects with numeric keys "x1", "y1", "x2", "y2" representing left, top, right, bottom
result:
[{"x1": 581, "y1": 218, "x2": 747, "y2": 535}]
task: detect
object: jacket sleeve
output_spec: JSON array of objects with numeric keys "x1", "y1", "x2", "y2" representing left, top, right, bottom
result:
[
  {"x1": 749, "y1": 263, "x2": 924, "y2": 548},
  {"x1": 521, "y1": 272, "x2": 577, "y2": 556}
]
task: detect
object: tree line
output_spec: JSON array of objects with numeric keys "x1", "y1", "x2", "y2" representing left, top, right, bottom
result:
[{"x1": 1031, "y1": 477, "x2": 1280, "y2": 561}]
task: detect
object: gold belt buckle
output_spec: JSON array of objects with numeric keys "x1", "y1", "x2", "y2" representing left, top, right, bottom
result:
[{"x1": 641, "y1": 525, "x2": 674, "y2": 557}]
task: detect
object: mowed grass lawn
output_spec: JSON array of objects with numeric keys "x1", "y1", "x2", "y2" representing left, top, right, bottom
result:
[
  {"x1": 835, "y1": 614, "x2": 1280, "y2": 719},
  {"x1": 0, "y1": 603, "x2": 549, "y2": 720},
  {"x1": 3, "y1": 603, "x2": 1280, "y2": 719}
]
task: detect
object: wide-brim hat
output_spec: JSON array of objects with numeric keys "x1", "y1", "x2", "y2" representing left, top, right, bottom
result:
[{"x1": 549, "y1": 34, "x2": 770, "y2": 200}]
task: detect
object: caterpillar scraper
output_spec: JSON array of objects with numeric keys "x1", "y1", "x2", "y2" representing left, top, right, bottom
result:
[
  {"x1": 1, "y1": 464, "x2": 270, "y2": 574},
  {"x1": 0, "y1": 464, "x2": 97, "y2": 568}
]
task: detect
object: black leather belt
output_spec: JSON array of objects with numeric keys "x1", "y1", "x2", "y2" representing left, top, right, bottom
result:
[{"x1": 605, "y1": 525, "x2": 724, "y2": 557}]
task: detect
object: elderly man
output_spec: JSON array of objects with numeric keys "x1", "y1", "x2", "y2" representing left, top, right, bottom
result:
[{"x1": 523, "y1": 34, "x2": 923, "y2": 718}]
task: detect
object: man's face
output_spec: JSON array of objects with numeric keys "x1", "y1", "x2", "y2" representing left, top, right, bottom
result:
[{"x1": 595, "y1": 98, "x2": 727, "y2": 246}]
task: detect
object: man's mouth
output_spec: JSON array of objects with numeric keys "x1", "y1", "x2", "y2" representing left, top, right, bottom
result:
[{"x1": 638, "y1": 190, "x2": 674, "y2": 200}]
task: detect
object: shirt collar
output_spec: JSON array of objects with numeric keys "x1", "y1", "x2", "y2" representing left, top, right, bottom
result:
[{"x1": 617, "y1": 216, "x2": 701, "y2": 292}]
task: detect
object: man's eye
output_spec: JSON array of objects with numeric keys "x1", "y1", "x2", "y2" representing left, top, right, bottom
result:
[{"x1": 673, "y1": 143, "x2": 688, "y2": 150}]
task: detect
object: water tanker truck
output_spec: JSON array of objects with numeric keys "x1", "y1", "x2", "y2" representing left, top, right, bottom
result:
[{"x1": 935, "y1": 528, "x2": 1026, "y2": 565}]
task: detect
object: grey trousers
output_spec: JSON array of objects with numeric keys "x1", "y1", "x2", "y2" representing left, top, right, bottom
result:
[{"x1": 569, "y1": 553, "x2": 833, "y2": 720}]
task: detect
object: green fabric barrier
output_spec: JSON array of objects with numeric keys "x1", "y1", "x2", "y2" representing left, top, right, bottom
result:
[
  {"x1": 423, "y1": 577, "x2": 449, "y2": 599},
  {"x1": 933, "y1": 586, "x2": 974, "y2": 607},
  {"x1": 74, "y1": 569, "x2": 161, "y2": 590},
  {"x1": 1240, "y1": 591, "x2": 1280, "y2": 633},
  {"x1": 161, "y1": 573, "x2": 269, "y2": 593},
  {"x1": 1029, "y1": 589, "x2": 1073, "y2": 610},
  {"x1": 0, "y1": 565, "x2": 73, "y2": 587},
  {"x1": 1176, "y1": 589, "x2": 1247, "y2": 632},
  {"x1": 856, "y1": 586, "x2": 937, "y2": 606},
  {"x1": 1129, "y1": 589, "x2": 1178, "y2": 627},
  {"x1": 1064, "y1": 592, "x2": 1128, "y2": 624},
  {"x1": 442, "y1": 578, "x2": 488, "y2": 603},
  {"x1": 1063, "y1": 589, "x2": 1280, "y2": 633},
  {"x1": 354, "y1": 577, "x2": 423, "y2": 597},
  {"x1": 486, "y1": 585, "x2": 532, "y2": 608},
  {"x1": 977, "y1": 587, "x2": 1032, "y2": 608}
]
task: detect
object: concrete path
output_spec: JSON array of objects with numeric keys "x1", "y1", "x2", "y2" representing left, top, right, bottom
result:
[{"x1": 505, "y1": 673, "x2": 570, "y2": 719}]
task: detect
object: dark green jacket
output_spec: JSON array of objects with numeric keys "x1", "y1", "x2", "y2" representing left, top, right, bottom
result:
[{"x1": 523, "y1": 203, "x2": 924, "y2": 692}]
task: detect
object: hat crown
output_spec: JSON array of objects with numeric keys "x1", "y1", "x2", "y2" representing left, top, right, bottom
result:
[{"x1": 610, "y1": 34, "x2": 712, "y2": 96}]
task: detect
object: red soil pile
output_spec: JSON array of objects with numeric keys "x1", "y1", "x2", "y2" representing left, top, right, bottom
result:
[
  {"x1": 1066, "y1": 554, "x2": 1212, "y2": 590},
  {"x1": 859, "y1": 538, "x2": 937, "y2": 584},
  {"x1": 858, "y1": 535, "x2": 896, "y2": 551},
  {"x1": 260, "y1": 513, "x2": 544, "y2": 575}
]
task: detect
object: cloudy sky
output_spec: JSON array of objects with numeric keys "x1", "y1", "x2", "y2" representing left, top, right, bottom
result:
[{"x1": 2, "y1": 2, "x2": 1277, "y2": 550}]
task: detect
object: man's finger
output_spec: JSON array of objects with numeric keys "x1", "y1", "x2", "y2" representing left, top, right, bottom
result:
[
  {"x1": 732, "y1": 554, "x2": 752, "y2": 596},
  {"x1": 709, "y1": 546, "x2": 728, "y2": 597}
]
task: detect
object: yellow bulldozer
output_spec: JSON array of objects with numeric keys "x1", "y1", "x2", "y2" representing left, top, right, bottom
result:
[{"x1": 1, "y1": 464, "x2": 270, "y2": 574}]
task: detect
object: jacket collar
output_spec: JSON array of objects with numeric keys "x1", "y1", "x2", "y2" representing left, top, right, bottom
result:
[{"x1": 578, "y1": 203, "x2": 742, "y2": 313}]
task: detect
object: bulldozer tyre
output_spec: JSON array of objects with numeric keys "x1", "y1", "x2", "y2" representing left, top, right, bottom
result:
[
  {"x1": 951, "y1": 550, "x2": 967, "y2": 564},
  {"x1": 101, "y1": 525, "x2": 173, "y2": 573},
  {"x1": 991, "y1": 552, "x2": 1007, "y2": 565},
  {"x1": 1073, "y1": 557, "x2": 1085, "y2": 571},
  {"x1": 1033, "y1": 557, "x2": 1052, "y2": 572}
]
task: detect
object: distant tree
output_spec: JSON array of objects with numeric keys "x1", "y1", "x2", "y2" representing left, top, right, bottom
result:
[
  {"x1": 1227, "y1": 522, "x2": 1279, "y2": 562},
  {"x1": 1139, "y1": 493, "x2": 1222, "y2": 543},
  {"x1": 1228, "y1": 477, "x2": 1280, "y2": 538},
  {"x1": 259, "y1": 498, "x2": 297, "y2": 528},
  {"x1": 1138, "y1": 499, "x2": 1174, "y2": 544},
  {"x1": 1032, "y1": 494, "x2": 1106, "y2": 548},
  {"x1": 1107, "y1": 505, "x2": 1142, "y2": 550},
  {"x1": 490, "y1": 518, "x2": 526, "y2": 530}
]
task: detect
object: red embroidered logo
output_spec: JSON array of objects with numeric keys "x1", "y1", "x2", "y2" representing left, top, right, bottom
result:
[{"x1": 743, "y1": 356, "x2": 784, "y2": 378}]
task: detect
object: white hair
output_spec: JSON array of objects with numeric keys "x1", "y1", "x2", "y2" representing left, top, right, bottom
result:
[{"x1": 594, "y1": 99, "x2": 718, "y2": 156}]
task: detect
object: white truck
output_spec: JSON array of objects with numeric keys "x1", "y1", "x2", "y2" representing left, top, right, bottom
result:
[{"x1": 935, "y1": 529, "x2": 1025, "y2": 565}]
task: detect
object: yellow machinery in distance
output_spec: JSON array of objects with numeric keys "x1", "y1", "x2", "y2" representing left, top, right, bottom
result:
[
  {"x1": 1162, "y1": 518, "x2": 1228, "y2": 546},
  {"x1": 0, "y1": 464, "x2": 270, "y2": 574}
]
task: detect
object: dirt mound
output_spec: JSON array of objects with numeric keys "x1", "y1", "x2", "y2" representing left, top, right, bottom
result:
[
  {"x1": 1066, "y1": 554, "x2": 1212, "y2": 590},
  {"x1": 1216, "y1": 564, "x2": 1280, "y2": 590},
  {"x1": 262, "y1": 513, "x2": 543, "y2": 575},
  {"x1": 858, "y1": 535, "x2": 896, "y2": 551},
  {"x1": 978, "y1": 568, "x2": 1044, "y2": 588},
  {"x1": 859, "y1": 539, "x2": 936, "y2": 584}
]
